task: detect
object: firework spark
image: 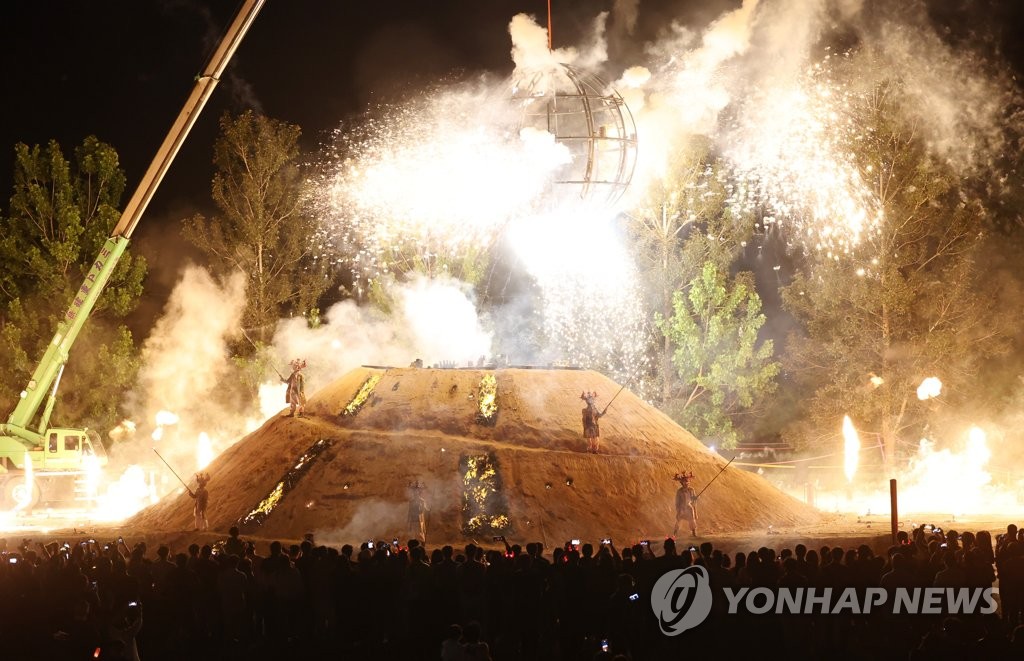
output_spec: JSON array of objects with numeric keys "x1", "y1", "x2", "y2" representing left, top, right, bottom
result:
[{"x1": 724, "y1": 57, "x2": 882, "y2": 258}]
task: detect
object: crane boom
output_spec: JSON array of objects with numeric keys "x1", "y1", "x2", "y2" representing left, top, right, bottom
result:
[{"x1": 2, "y1": 0, "x2": 266, "y2": 447}]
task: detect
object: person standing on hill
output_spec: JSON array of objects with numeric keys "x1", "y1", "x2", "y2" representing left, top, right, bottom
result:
[
  {"x1": 673, "y1": 471, "x2": 699, "y2": 537},
  {"x1": 283, "y1": 358, "x2": 307, "y2": 417},
  {"x1": 190, "y1": 472, "x2": 210, "y2": 532},
  {"x1": 581, "y1": 391, "x2": 604, "y2": 453},
  {"x1": 408, "y1": 482, "x2": 429, "y2": 544}
]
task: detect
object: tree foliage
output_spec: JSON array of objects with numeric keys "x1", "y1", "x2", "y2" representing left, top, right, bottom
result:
[
  {"x1": 658, "y1": 262, "x2": 780, "y2": 449},
  {"x1": 183, "y1": 111, "x2": 329, "y2": 343},
  {"x1": 0, "y1": 137, "x2": 145, "y2": 434},
  {"x1": 781, "y1": 79, "x2": 1013, "y2": 464},
  {"x1": 627, "y1": 137, "x2": 754, "y2": 405}
]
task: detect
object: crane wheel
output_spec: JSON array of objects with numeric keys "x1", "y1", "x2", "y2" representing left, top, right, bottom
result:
[{"x1": 1, "y1": 476, "x2": 42, "y2": 511}]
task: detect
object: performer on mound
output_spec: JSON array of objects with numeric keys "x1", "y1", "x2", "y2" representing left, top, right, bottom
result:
[
  {"x1": 673, "y1": 471, "x2": 699, "y2": 537},
  {"x1": 408, "y1": 481, "x2": 429, "y2": 544},
  {"x1": 283, "y1": 358, "x2": 307, "y2": 417},
  {"x1": 190, "y1": 472, "x2": 210, "y2": 532},
  {"x1": 581, "y1": 391, "x2": 604, "y2": 454}
]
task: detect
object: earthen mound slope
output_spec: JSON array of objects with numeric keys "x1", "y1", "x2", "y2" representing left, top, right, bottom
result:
[{"x1": 130, "y1": 367, "x2": 821, "y2": 546}]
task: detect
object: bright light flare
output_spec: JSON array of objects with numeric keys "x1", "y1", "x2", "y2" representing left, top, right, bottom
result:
[
  {"x1": 316, "y1": 84, "x2": 572, "y2": 288},
  {"x1": 818, "y1": 425, "x2": 1018, "y2": 517},
  {"x1": 155, "y1": 410, "x2": 179, "y2": 426},
  {"x1": 507, "y1": 209, "x2": 652, "y2": 386},
  {"x1": 197, "y1": 432, "x2": 214, "y2": 470},
  {"x1": 725, "y1": 59, "x2": 881, "y2": 259},
  {"x1": 842, "y1": 415, "x2": 860, "y2": 483},
  {"x1": 917, "y1": 376, "x2": 942, "y2": 400},
  {"x1": 92, "y1": 465, "x2": 155, "y2": 521}
]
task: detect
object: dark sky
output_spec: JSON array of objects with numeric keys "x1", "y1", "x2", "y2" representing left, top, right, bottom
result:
[
  {"x1": 0, "y1": 0, "x2": 597, "y2": 318},
  {"x1": 1, "y1": 0, "x2": 1022, "y2": 322},
  {"x1": 0, "y1": 1, "x2": 543, "y2": 218}
]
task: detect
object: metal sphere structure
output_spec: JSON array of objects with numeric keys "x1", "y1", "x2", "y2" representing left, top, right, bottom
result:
[{"x1": 513, "y1": 64, "x2": 638, "y2": 206}]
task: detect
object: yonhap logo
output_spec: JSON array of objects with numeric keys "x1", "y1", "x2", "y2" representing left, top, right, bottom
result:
[
  {"x1": 648, "y1": 565, "x2": 998, "y2": 636},
  {"x1": 650, "y1": 565, "x2": 713, "y2": 635}
]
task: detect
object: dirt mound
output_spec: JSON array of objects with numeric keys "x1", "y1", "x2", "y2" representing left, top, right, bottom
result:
[{"x1": 130, "y1": 367, "x2": 821, "y2": 546}]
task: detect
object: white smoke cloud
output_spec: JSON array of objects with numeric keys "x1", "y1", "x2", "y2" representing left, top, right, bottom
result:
[
  {"x1": 270, "y1": 275, "x2": 493, "y2": 390},
  {"x1": 113, "y1": 266, "x2": 250, "y2": 505},
  {"x1": 509, "y1": 12, "x2": 610, "y2": 84},
  {"x1": 136, "y1": 267, "x2": 246, "y2": 411}
]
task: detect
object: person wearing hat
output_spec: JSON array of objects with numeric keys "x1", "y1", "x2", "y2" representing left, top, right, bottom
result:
[
  {"x1": 581, "y1": 391, "x2": 604, "y2": 453},
  {"x1": 190, "y1": 472, "x2": 210, "y2": 531},
  {"x1": 407, "y1": 481, "x2": 429, "y2": 544},
  {"x1": 283, "y1": 359, "x2": 307, "y2": 417},
  {"x1": 673, "y1": 471, "x2": 699, "y2": 537}
]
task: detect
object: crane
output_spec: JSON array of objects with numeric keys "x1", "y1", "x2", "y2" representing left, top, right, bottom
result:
[{"x1": 0, "y1": 0, "x2": 266, "y2": 510}]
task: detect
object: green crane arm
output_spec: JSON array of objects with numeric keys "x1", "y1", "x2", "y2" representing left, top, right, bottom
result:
[{"x1": 3, "y1": 0, "x2": 266, "y2": 446}]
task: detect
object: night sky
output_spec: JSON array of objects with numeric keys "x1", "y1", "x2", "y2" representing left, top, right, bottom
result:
[
  {"x1": 0, "y1": 0, "x2": 611, "y2": 218},
  {"x1": 2, "y1": 0, "x2": 1023, "y2": 323}
]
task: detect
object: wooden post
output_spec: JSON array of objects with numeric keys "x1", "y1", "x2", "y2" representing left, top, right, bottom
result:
[{"x1": 889, "y1": 478, "x2": 898, "y2": 545}]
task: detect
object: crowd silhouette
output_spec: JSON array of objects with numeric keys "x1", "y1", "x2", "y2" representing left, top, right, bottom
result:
[{"x1": 2, "y1": 523, "x2": 1024, "y2": 660}]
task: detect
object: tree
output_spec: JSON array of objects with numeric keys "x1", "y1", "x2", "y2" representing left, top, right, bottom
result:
[
  {"x1": 657, "y1": 262, "x2": 780, "y2": 449},
  {"x1": 183, "y1": 111, "x2": 329, "y2": 343},
  {"x1": 0, "y1": 137, "x2": 146, "y2": 434},
  {"x1": 781, "y1": 79, "x2": 1012, "y2": 470},
  {"x1": 626, "y1": 136, "x2": 752, "y2": 402}
]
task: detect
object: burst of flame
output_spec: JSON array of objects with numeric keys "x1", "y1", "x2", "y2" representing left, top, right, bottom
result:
[
  {"x1": 813, "y1": 424, "x2": 1021, "y2": 517},
  {"x1": 842, "y1": 415, "x2": 860, "y2": 483},
  {"x1": 197, "y1": 432, "x2": 214, "y2": 470},
  {"x1": 155, "y1": 410, "x2": 179, "y2": 426},
  {"x1": 917, "y1": 377, "x2": 942, "y2": 400},
  {"x1": 91, "y1": 465, "x2": 155, "y2": 521},
  {"x1": 152, "y1": 410, "x2": 179, "y2": 442},
  {"x1": 477, "y1": 374, "x2": 498, "y2": 423},
  {"x1": 244, "y1": 482, "x2": 284, "y2": 526},
  {"x1": 343, "y1": 375, "x2": 382, "y2": 416}
]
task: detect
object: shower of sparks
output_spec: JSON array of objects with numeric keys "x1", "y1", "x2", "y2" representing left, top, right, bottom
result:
[
  {"x1": 725, "y1": 55, "x2": 882, "y2": 258},
  {"x1": 312, "y1": 76, "x2": 651, "y2": 387},
  {"x1": 509, "y1": 209, "x2": 653, "y2": 391},
  {"x1": 313, "y1": 82, "x2": 570, "y2": 290}
]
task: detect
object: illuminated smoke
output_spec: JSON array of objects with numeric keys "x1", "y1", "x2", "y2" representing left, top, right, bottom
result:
[
  {"x1": 842, "y1": 415, "x2": 860, "y2": 483},
  {"x1": 508, "y1": 12, "x2": 609, "y2": 81},
  {"x1": 305, "y1": 0, "x2": 1018, "y2": 406},
  {"x1": 110, "y1": 266, "x2": 250, "y2": 511},
  {"x1": 507, "y1": 208, "x2": 652, "y2": 385},
  {"x1": 314, "y1": 82, "x2": 571, "y2": 294},
  {"x1": 270, "y1": 275, "x2": 492, "y2": 389}
]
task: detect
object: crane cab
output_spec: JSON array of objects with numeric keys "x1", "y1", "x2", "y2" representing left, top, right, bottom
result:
[{"x1": 40, "y1": 428, "x2": 107, "y2": 470}]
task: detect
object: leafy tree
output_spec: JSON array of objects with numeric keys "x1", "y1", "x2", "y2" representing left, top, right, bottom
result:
[
  {"x1": 781, "y1": 79, "x2": 1013, "y2": 469},
  {"x1": 183, "y1": 111, "x2": 329, "y2": 343},
  {"x1": 657, "y1": 262, "x2": 780, "y2": 449},
  {"x1": 627, "y1": 136, "x2": 752, "y2": 402},
  {"x1": 0, "y1": 137, "x2": 146, "y2": 435}
]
